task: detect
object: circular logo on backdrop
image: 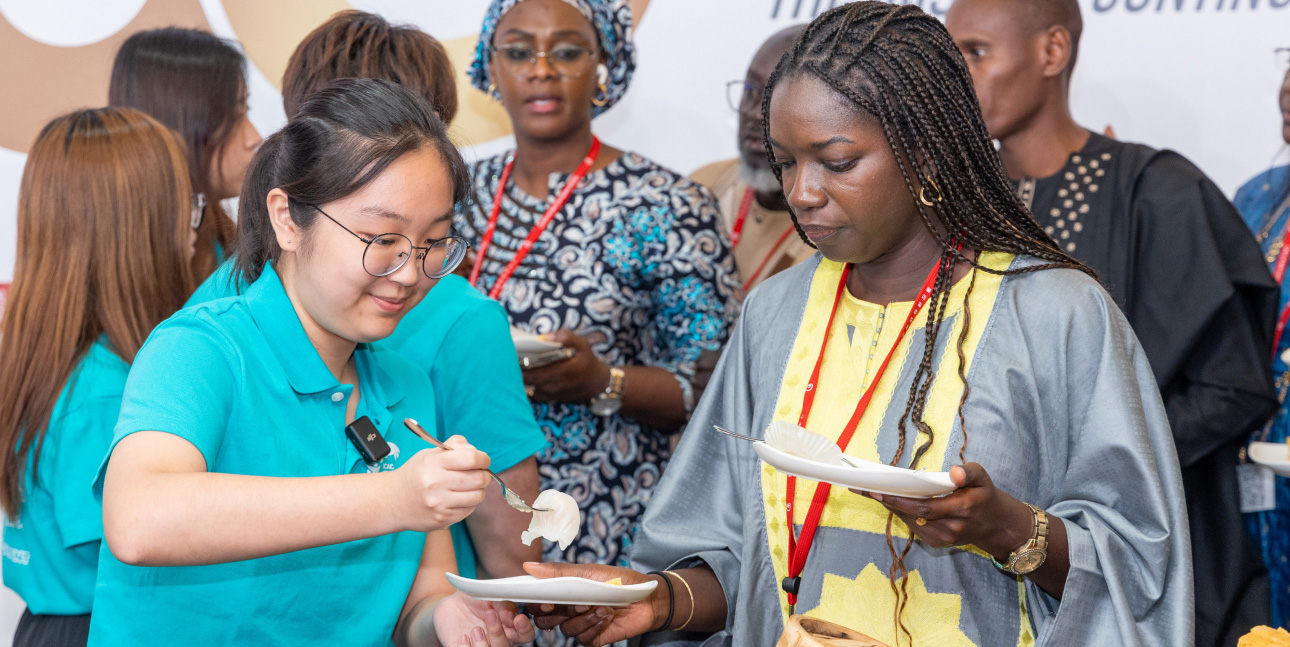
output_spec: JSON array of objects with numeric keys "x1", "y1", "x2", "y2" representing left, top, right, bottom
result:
[
  {"x1": 0, "y1": 0, "x2": 651, "y2": 154},
  {"x1": 221, "y1": 0, "x2": 651, "y2": 147},
  {"x1": 0, "y1": 0, "x2": 147, "y2": 47},
  {"x1": 0, "y1": 0, "x2": 211, "y2": 153}
]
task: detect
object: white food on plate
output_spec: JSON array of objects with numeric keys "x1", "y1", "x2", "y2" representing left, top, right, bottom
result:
[
  {"x1": 764, "y1": 420, "x2": 846, "y2": 465},
  {"x1": 521, "y1": 489, "x2": 581, "y2": 550}
]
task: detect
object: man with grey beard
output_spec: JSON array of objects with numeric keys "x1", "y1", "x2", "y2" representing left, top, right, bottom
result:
[{"x1": 692, "y1": 24, "x2": 813, "y2": 293}]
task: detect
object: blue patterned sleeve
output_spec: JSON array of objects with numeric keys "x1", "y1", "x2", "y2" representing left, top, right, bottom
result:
[{"x1": 638, "y1": 179, "x2": 742, "y2": 374}]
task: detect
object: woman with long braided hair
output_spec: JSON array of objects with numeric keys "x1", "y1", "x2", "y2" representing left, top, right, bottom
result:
[{"x1": 523, "y1": 4, "x2": 1190, "y2": 645}]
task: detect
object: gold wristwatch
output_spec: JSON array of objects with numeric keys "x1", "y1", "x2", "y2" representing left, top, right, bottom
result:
[
  {"x1": 996, "y1": 504, "x2": 1049, "y2": 575},
  {"x1": 589, "y1": 367, "x2": 625, "y2": 416}
]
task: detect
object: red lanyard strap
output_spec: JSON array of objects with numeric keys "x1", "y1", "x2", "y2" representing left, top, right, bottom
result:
[
  {"x1": 468, "y1": 137, "x2": 602, "y2": 299},
  {"x1": 742, "y1": 226, "x2": 798, "y2": 293},
  {"x1": 731, "y1": 188, "x2": 754, "y2": 249},
  {"x1": 1270, "y1": 208, "x2": 1290, "y2": 361},
  {"x1": 782, "y1": 254, "x2": 946, "y2": 608}
]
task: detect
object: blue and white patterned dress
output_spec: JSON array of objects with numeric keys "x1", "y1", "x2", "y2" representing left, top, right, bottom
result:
[
  {"x1": 1237, "y1": 163, "x2": 1290, "y2": 630},
  {"x1": 457, "y1": 150, "x2": 741, "y2": 567}
]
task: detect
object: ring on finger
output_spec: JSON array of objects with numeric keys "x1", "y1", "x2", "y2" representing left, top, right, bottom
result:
[
  {"x1": 525, "y1": 385, "x2": 536, "y2": 397},
  {"x1": 915, "y1": 517, "x2": 928, "y2": 526}
]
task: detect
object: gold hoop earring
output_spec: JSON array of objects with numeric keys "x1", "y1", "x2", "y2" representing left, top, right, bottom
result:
[
  {"x1": 592, "y1": 82, "x2": 609, "y2": 107},
  {"x1": 918, "y1": 178, "x2": 943, "y2": 206}
]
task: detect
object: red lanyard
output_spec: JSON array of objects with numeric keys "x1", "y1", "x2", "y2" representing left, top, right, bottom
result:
[
  {"x1": 1270, "y1": 209, "x2": 1290, "y2": 362},
  {"x1": 468, "y1": 137, "x2": 601, "y2": 299},
  {"x1": 731, "y1": 188, "x2": 754, "y2": 248},
  {"x1": 743, "y1": 225, "x2": 797, "y2": 292},
  {"x1": 782, "y1": 255, "x2": 945, "y2": 610}
]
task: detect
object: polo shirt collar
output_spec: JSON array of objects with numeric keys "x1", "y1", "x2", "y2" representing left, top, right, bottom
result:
[
  {"x1": 245, "y1": 264, "x2": 345, "y2": 395},
  {"x1": 243, "y1": 264, "x2": 406, "y2": 407}
]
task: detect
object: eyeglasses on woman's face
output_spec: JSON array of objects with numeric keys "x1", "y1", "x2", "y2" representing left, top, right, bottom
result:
[
  {"x1": 190, "y1": 193, "x2": 207, "y2": 230},
  {"x1": 493, "y1": 42, "x2": 598, "y2": 78},
  {"x1": 303, "y1": 202, "x2": 469, "y2": 280}
]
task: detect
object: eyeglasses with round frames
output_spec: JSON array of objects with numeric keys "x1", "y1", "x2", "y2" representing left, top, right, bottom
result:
[
  {"x1": 492, "y1": 43, "x2": 598, "y2": 78},
  {"x1": 304, "y1": 202, "x2": 469, "y2": 280}
]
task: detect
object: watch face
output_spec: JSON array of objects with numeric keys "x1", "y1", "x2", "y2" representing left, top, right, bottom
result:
[
  {"x1": 1011, "y1": 550, "x2": 1046, "y2": 575},
  {"x1": 590, "y1": 396, "x2": 622, "y2": 416}
]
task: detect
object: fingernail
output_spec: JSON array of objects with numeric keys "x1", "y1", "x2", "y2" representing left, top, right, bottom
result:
[
  {"x1": 597, "y1": 607, "x2": 612, "y2": 619},
  {"x1": 472, "y1": 628, "x2": 486, "y2": 641},
  {"x1": 870, "y1": 493, "x2": 884, "y2": 502},
  {"x1": 486, "y1": 609, "x2": 499, "y2": 623}
]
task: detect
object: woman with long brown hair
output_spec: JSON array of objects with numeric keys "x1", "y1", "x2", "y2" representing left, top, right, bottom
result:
[
  {"x1": 524, "y1": 4, "x2": 1189, "y2": 646},
  {"x1": 0, "y1": 107, "x2": 196, "y2": 647},
  {"x1": 109, "y1": 27, "x2": 262, "y2": 280}
]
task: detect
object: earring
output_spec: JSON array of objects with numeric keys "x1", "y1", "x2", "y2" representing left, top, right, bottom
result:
[
  {"x1": 592, "y1": 64, "x2": 610, "y2": 108},
  {"x1": 487, "y1": 82, "x2": 498, "y2": 100},
  {"x1": 918, "y1": 178, "x2": 943, "y2": 206}
]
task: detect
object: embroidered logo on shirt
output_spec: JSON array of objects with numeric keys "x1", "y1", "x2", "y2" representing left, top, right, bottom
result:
[
  {"x1": 368, "y1": 441, "x2": 401, "y2": 474},
  {"x1": 2, "y1": 543, "x2": 30, "y2": 566}
]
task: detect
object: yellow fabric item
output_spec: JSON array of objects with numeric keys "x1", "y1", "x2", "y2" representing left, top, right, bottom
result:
[{"x1": 759, "y1": 252, "x2": 1033, "y2": 645}]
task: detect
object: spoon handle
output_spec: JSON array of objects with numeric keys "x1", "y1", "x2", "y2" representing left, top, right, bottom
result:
[{"x1": 712, "y1": 425, "x2": 761, "y2": 443}]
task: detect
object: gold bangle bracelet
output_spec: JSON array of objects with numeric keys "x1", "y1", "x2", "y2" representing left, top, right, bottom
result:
[{"x1": 664, "y1": 570, "x2": 695, "y2": 631}]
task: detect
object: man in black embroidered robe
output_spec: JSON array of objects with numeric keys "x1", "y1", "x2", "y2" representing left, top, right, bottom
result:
[{"x1": 947, "y1": 1, "x2": 1279, "y2": 643}]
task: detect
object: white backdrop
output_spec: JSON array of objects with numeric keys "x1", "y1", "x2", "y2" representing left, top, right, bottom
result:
[{"x1": 0, "y1": 0, "x2": 1287, "y2": 639}]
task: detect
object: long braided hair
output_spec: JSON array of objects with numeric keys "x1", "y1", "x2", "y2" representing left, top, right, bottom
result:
[{"x1": 762, "y1": 3, "x2": 1094, "y2": 644}]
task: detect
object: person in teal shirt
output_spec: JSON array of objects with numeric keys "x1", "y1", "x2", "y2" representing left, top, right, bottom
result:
[
  {"x1": 189, "y1": 265, "x2": 546, "y2": 582},
  {"x1": 185, "y1": 10, "x2": 549, "y2": 580},
  {"x1": 91, "y1": 79, "x2": 534, "y2": 647},
  {"x1": 0, "y1": 108, "x2": 200, "y2": 647}
]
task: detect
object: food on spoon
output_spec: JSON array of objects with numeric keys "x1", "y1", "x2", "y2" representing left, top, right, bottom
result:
[
  {"x1": 606, "y1": 578, "x2": 623, "y2": 586},
  {"x1": 520, "y1": 489, "x2": 581, "y2": 550}
]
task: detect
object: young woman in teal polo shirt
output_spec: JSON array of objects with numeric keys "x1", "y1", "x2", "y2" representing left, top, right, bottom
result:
[
  {"x1": 0, "y1": 107, "x2": 198, "y2": 647},
  {"x1": 186, "y1": 12, "x2": 549, "y2": 581},
  {"x1": 92, "y1": 79, "x2": 535, "y2": 647}
]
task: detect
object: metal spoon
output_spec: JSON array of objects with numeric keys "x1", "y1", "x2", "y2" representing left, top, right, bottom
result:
[
  {"x1": 403, "y1": 418, "x2": 550, "y2": 513},
  {"x1": 711, "y1": 425, "x2": 859, "y2": 468}
]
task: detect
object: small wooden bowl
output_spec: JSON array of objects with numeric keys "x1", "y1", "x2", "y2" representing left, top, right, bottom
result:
[{"x1": 777, "y1": 616, "x2": 890, "y2": 647}]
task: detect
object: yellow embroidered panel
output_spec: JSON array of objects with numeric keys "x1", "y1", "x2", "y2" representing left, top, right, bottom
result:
[{"x1": 758, "y1": 252, "x2": 1034, "y2": 645}]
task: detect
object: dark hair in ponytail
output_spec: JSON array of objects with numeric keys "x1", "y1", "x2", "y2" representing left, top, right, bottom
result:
[{"x1": 235, "y1": 77, "x2": 469, "y2": 284}]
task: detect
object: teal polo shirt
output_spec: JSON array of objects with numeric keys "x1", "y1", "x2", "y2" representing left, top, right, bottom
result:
[
  {"x1": 3, "y1": 337, "x2": 125, "y2": 615},
  {"x1": 188, "y1": 263, "x2": 546, "y2": 578},
  {"x1": 90, "y1": 264, "x2": 437, "y2": 647}
]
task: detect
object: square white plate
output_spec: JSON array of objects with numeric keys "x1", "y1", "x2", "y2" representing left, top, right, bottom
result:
[{"x1": 445, "y1": 573, "x2": 656, "y2": 607}]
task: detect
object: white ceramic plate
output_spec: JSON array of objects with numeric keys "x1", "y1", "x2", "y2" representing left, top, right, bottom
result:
[
  {"x1": 445, "y1": 573, "x2": 657, "y2": 607},
  {"x1": 753, "y1": 442, "x2": 956, "y2": 499},
  {"x1": 511, "y1": 328, "x2": 563, "y2": 356},
  {"x1": 1248, "y1": 441, "x2": 1290, "y2": 477}
]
